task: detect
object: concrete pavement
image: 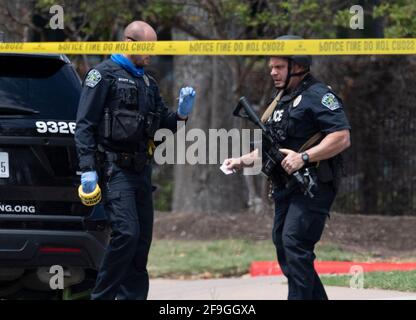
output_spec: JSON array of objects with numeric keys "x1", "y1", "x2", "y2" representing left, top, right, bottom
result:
[{"x1": 149, "y1": 276, "x2": 416, "y2": 300}]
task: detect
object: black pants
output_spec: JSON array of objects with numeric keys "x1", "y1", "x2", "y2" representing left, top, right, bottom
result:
[
  {"x1": 272, "y1": 181, "x2": 336, "y2": 300},
  {"x1": 91, "y1": 162, "x2": 153, "y2": 300}
]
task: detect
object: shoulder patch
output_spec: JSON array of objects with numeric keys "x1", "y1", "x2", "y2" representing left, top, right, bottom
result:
[
  {"x1": 321, "y1": 93, "x2": 340, "y2": 110},
  {"x1": 85, "y1": 69, "x2": 102, "y2": 88}
]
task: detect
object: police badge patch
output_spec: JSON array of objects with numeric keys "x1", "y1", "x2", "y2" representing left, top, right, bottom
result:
[
  {"x1": 293, "y1": 95, "x2": 302, "y2": 108},
  {"x1": 85, "y1": 69, "x2": 102, "y2": 88},
  {"x1": 143, "y1": 74, "x2": 150, "y2": 87},
  {"x1": 321, "y1": 93, "x2": 340, "y2": 110}
]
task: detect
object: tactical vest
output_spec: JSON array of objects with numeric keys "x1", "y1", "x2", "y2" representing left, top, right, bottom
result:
[
  {"x1": 98, "y1": 65, "x2": 161, "y2": 152},
  {"x1": 261, "y1": 77, "x2": 344, "y2": 190},
  {"x1": 264, "y1": 99, "x2": 291, "y2": 144}
]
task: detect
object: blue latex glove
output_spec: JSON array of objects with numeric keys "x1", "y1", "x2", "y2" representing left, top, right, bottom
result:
[
  {"x1": 177, "y1": 86, "x2": 196, "y2": 118},
  {"x1": 81, "y1": 171, "x2": 98, "y2": 194}
]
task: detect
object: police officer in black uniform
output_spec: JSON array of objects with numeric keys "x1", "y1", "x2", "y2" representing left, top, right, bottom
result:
[
  {"x1": 75, "y1": 21, "x2": 196, "y2": 300},
  {"x1": 225, "y1": 35, "x2": 351, "y2": 300}
]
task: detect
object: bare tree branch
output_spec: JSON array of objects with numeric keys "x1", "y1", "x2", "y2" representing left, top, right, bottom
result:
[
  {"x1": 5, "y1": 1, "x2": 44, "y2": 34},
  {"x1": 172, "y1": 16, "x2": 212, "y2": 40}
]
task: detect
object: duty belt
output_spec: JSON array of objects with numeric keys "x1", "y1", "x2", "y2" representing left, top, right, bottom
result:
[{"x1": 103, "y1": 151, "x2": 150, "y2": 172}]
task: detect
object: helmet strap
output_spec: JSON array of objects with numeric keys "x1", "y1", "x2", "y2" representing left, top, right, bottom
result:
[
  {"x1": 290, "y1": 67, "x2": 310, "y2": 77},
  {"x1": 283, "y1": 59, "x2": 310, "y2": 90},
  {"x1": 283, "y1": 59, "x2": 292, "y2": 90}
]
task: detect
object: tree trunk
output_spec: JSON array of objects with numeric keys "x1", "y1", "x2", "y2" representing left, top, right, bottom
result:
[
  {"x1": 169, "y1": 1, "x2": 292, "y2": 214},
  {"x1": 171, "y1": 17, "x2": 249, "y2": 213},
  {"x1": 171, "y1": 47, "x2": 248, "y2": 213}
]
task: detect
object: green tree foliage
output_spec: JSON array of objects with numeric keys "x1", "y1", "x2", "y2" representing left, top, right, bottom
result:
[
  {"x1": 373, "y1": 0, "x2": 416, "y2": 37},
  {"x1": 141, "y1": 0, "x2": 339, "y2": 39},
  {"x1": 35, "y1": 0, "x2": 137, "y2": 40},
  {"x1": 334, "y1": 0, "x2": 416, "y2": 38}
]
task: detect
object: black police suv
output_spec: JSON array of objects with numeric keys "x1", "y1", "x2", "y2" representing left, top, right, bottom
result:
[{"x1": 0, "y1": 53, "x2": 109, "y2": 299}]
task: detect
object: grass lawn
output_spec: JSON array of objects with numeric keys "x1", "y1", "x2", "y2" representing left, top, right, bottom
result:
[
  {"x1": 148, "y1": 239, "x2": 416, "y2": 292},
  {"x1": 148, "y1": 240, "x2": 379, "y2": 278},
  {"x1": 148, "y1": 239, "x2": 275, "y2": 278},
  {"x1": 321, "y1": 271, "x2": 416, "y2": 292}
]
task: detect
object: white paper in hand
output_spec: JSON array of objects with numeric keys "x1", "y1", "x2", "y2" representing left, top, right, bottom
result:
[{"x1": 220, "y1": 161, "x2": 235, "y2": 175}]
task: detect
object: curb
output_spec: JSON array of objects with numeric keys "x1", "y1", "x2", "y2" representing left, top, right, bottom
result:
[{"x1": 250, "y1": 261, "x2": 416, "y2": 277}]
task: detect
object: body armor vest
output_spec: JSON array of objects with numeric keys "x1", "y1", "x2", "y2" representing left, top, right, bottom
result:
[{"x1": 98, "y1": 66, "x2": 161, "y2": 153}]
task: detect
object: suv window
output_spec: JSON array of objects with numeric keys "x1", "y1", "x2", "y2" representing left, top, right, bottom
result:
[{"x1": 0, "y1": 55, "x2": 81, "y2": 119}]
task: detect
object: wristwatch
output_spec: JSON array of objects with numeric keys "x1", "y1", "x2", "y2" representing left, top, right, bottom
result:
[{"x1": 301, "y1": 152, "x2": 310, "y2": 164}]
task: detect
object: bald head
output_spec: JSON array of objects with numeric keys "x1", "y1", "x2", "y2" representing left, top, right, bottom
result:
[
  {"x1": 124, "y1": 21, "x2": 157, "y2": 42},
  {"x1": 123, "y1": 21, "x2": 157, "y2": 67}
]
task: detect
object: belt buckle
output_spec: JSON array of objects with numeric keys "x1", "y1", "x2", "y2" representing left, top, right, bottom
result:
[
  {"x1": 118, "y1": 153, "x2": 132, "y2": 167},
  {"x1": 104, "y1": 151, "x2": 116, "y2": 162}
]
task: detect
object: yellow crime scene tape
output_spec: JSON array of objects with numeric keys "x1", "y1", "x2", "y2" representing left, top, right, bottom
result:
[{"x1": 0, "y1": 39, "x2": 415, "y2": 55}]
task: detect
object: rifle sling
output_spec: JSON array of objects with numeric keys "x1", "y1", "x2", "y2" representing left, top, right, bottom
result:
[
  {"x1": 260, "y1": 90, "x2": 323, "y2": 167},
  {"x1": 260, "y1": 90, "x2": 284, "y2": 123},
  {"x1": 298, "y1": 132, "x2": 323, "y2": 152}
]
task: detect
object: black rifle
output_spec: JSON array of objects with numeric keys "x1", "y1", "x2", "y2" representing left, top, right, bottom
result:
[{"x1": 233, "y1": 96, "x2": 316, "y2": 198}]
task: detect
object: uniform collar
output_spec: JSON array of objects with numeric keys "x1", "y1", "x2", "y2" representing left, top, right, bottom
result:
[
  {"x1": 110, "y1": 54, "x2": 144, "y2": 78},
  {"x1": 281, "y1": 73, "x2": 316, "y2": 102}
]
